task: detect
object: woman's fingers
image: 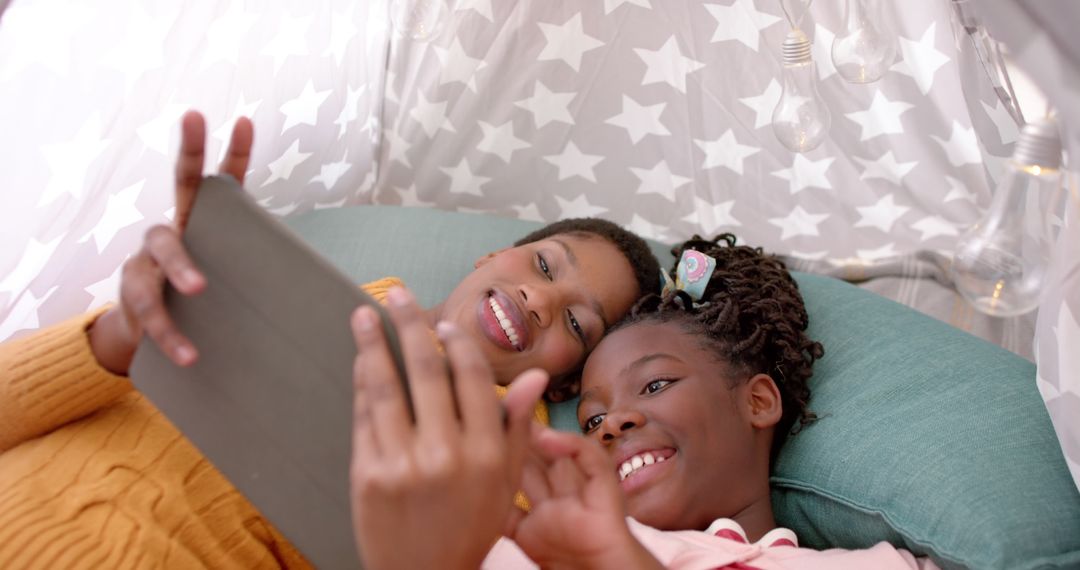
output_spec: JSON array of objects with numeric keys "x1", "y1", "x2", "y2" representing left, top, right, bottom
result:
[
  {"x1": 438, "y1": 319, "x2": 502, "y2": 436},
  {"x1": 351, "y1": 303, "x2": 411, "y2": 451},
  {"x1": 219, "y1": 117, "x2": 253, "y2": 184},
  {"x1": 144, "y1": 225, "x2": 205, "y2": 295},
  {"x1": 174, "y1": 111, "x2": 206, "y2": 232},
  {"x1": 120, "y1": 249, "x2": 195, "y2": 366},
  {"x1": 350, "y1": 307, "x2": 381, "y2": 462},
  {"x1": 386, "y1": 287, "x2": 456, "y2": 435}
]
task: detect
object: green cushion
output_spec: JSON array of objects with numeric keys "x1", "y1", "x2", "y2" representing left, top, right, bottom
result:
[{"x1": 285, "y1": 205, "x2": 1080, "y2": 570}]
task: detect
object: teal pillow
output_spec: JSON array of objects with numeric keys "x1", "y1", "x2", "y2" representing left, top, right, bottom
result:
[{"x1": 286, "y1": 205, "x2": 1080, "y2": 570}]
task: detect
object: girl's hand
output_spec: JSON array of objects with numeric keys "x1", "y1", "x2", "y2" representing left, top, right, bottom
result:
[
  {"x1": 511, "y1": 428, "x2": 664, "y2": 570},
  {"x1": 349, "y1": 287, "x2": 548, "y2": 570},
  {"x1": 88, "y1": 111, "x2": 253, "y2": 374}
]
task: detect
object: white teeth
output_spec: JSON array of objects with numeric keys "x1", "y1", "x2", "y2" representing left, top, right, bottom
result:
[
  {"x1": 618, "y1": 452, "x2": 667, "y2": 481},
  {"x1": 488, "y1": 297, "x2": 521, "y2": 348}
]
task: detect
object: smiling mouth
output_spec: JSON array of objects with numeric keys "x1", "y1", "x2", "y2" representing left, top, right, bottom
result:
[
  {"x1": 487, "y1": 294, "x2": 523, "y2": 351},
  {"x1": 617, "y1": 450, "x2": 674, "y2": 481}
]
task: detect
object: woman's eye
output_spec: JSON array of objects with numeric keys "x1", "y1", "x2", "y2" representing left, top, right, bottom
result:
[
  {"x1": 568, "y1": 310, "x2": 587, "y2": 345},
  {"x1": 643, "y1": 379, "x2": 673, "y2": 394},
  {"x1": 538, "y1": 254, "x2": 552, "y2": 280},
  {"x1": 583, "y1": 414, "x2": 604, "y2": 433}
]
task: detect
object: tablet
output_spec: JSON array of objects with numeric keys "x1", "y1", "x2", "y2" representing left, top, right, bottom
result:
[{"x1": 130, "y1": 175, "x2": 405, "y2": 569}]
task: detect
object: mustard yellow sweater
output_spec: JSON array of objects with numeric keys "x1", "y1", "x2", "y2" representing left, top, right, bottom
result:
[{"x1": 0, "y1": 277, "x2": 546, "y2": 569}]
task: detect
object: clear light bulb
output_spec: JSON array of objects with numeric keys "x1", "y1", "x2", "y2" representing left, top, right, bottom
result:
[
  {"x1": 952, "y1": 117, "x2": 1062, "y2": 317},
  {"x1": 772, "y1": 29, "x2": 832, "y2": 153},
  {"x1": 390, "y1": 0, "x2": 451, "y2": 42},
  {"x1": 831, "y1": 0, "x2": 896, "y2": 84}
]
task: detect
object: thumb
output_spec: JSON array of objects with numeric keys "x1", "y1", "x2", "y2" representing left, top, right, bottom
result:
[{"x1": 502, "y1": 369, "x2": 548, "y2": 484}]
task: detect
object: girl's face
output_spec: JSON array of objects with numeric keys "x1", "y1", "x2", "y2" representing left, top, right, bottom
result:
[
  {"x1": 439, "y1": 234, "x2": 639, "y2": 386},
  {"x1": 577, "y1": 321, "x2": 775, "y2": 531}
]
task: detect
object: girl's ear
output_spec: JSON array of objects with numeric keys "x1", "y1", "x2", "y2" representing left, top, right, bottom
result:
[
  {"x1": 474, "y1": 247, "x2": 511, "y2": 269},
  {"x1": 745, "y1": 373, "x2": 782, "y2": 430}
]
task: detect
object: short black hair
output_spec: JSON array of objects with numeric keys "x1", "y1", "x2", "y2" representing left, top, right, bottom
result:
[
  {"x1": 514, "y1": 218, "x2": 661, "y2": 302},
  {"x1": 611, "y1": 233, "x2": 823, "y2": 465}
]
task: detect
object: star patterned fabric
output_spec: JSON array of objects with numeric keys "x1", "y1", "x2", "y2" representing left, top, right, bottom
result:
[{"x1": 2, "y1": 0, "x2": 1079, "y2": 492}]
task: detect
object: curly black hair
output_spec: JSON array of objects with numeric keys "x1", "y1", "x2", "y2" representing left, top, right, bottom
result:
[
  {"x1": 611, "y1": 233, "x2": 823, "y2": 464},
  {"x1": 515, "y1": 218, "x2": 661, "y2": 302}
]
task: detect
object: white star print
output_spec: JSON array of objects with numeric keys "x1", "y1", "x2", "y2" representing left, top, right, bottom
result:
[
  {"x1": 409, "y1": 92, "x2": 457, "y2": 138},
  {"x1": 630, "y1": 160, "x2": 693, "y2": 202},
  {"x1": 704, "y1": 0, "x2": 782, "y2": 52},
  {"x1": 980, "y1": 98, "x2": 1020, "y2": 146},
  {"x1": 202, "y1": 2, "x2": 258, "y2": 69},
  {"x1": 0, "y1": 285, "x2": 58, "y2": 342},
  {"x1": 0, "y1": 1, "x2": 88, "y2": 80},
  {"x1": 944, "y1": 175, "x2": 978, "y2": 203},
  {"x1": 39, "y1": 113, "x2": 112, "y2": 206},
  {"x1": 136, "y1": 104, "x2": 188, "y2": 158},
  {"x1": 555, "y1": 194, "x2": 608, "y2": 217},
  {"x1": 511, "y1": 203, "x2": 546, "y2": 222},
  {"x1": 264, "y1": 13, "x2": 315, "y2": 74},
  {"x1": 433, "y1": 38, "x2": 489, "y2": 92},
  {"x1": 627, "y1": 214, "x2": 674, "y2": 242},
  {"x1": 311, "y1": 159, "x2": 352, "y2": 191},
  {"x1": 263, "y1": 141, "x2": 313, "y2": 186},
  {"x1": 891, "y1": 22, "x2": 949, "y2": 95},
  {"x1": 280, "y1": 80, "x2": 333, "y2": 134},
  {"x1": 769, "y1": 206, "x2": 829, "y2": 240},
  {"x1": 853, "y1": 151, "x2": 918, "y2": 185},
  {"x1": 0, "y1": 235, "x2": 62, "y2": 299},
  {"x1": 313, "y1": 195, "x2": 350, "y2": 210},
  {"x1": 391, "y1": 184, "x2": 437, "y2": 207},
  {"x1": 811, "y1": 23, "x2": 838, "y2": 80},
  {"x1": 100, "y1": 4, "x2": 173, "y2": 94},
  {"x1": 789, "y1": 250, "x2": 829, "y2": 261},
  {"x1": 334, "y1": 83, "x2": 369, "y2": 138},
  {"x1": 88, "y1": 181, "x2": 145, "y2": 251},
  {"x1": 634, "y1": 36, "x2": 706, "y2": 94},
  {"x1": 384, "y1": 128, "x2": 413, "y2": 168},
  {"x1": 682, "y1": 196, "x2": 740, "y2": 233},
  {"x1": 605, "y1": 95, "x2": 671, "y2": 144},
  {"x1": 258, "y1": 196, "x2": 300, "y2": 217},
  {"x1": 440, "y1": 158, "x2": 491, "y2": 196},
  {"x1": 911, "y1": 216, "x2": 959, "y2": 241},
  {"x1": 325, "y1": 3, "x2": 358, "y2": 66},
  {"x1": 212, "y1": 95, "x2": 263, "y2": 150},
  {"x1": 695, "y1": 130, "x2": 760, "y2": 175},
  {"x1": 457, "y1": 0, "x2": 494, "y2": 22},
  {"x1": 605, "y1": 0, "x2": 652, "y2": 14},
  {"x1": 477, "y1": 120, "x2": 531, "y2": 162},
  {"x1": 771, "y1": 155, "x2": 835, "y2": 194},
  {"x1": 844, "y1": 90, "x2": 914, "y2": 141},
  {"x1": 514, "y1": 81, "x2": 577, "y2": 128},
  {"x1": 856, "y1": 242, "x2": 900, "y2": 260},
  {"x1": 932, "y1": 120, "x2": 981, "y2": 167},
  {"x1": 855, "y1": 194, "x2": 910, "y2": 233},
  {"x1": 537, "y1": 13, "x2": 605, "y2": 72},
  {"x1": 739, "y1": 79, "x2": 782, "y2": 129},
  {"x1": 85, "y1": 260, "x2": 125, "y2": 311},
  {"x1": 1055, "y1": 304, "x2": 1080, "y2": 405},
  {"x1": 544, "y1": 142, "x2": 605, "y2": 182}
]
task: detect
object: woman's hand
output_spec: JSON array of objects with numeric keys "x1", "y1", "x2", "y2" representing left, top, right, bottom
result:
[
  {"x1": 511, "y1": 428, "x2": 664, "y2": 570},
  {"x1": 349, "y1": 287, "x2": 548, "y2": 570},
  {"x1": 88, "y1": 111, "x2": 253, "y2": 375}
]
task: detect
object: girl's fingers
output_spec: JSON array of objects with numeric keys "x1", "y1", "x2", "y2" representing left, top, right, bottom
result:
[
  {"x1": 351, "y1": 305, "x2": 411, "y2": 451},
  {"x1": 120, "y1": 249, "x2": 195, "y2": 366},
  {"x1": 144, "y1": 225, "x2": 205, "y2": 295},
  {"x1": 520, "y1": 451, "x2": 553, "y2": 506},
  {"x1": 501, "y1": 370, "x2": 549, "y2": 479}
]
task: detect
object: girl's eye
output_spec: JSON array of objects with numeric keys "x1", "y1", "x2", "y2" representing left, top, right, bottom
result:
[
  {"x1": 583, "y1": 414, "x2": 605, "y2": 433},
  {"x1": 642, "y1": 379, "x2": 674, "y2": 395},
  {"x1": 538, "y1": 254, "x2": 552, "y2": 280}
]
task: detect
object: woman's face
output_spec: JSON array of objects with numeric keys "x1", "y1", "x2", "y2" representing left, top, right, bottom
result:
[
  {"x1": 577, "y1": 321, "x2": 772, "y2": 531},
  {"x1": 439, "y1": 234, "x2": 640, "y2": 386}
]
